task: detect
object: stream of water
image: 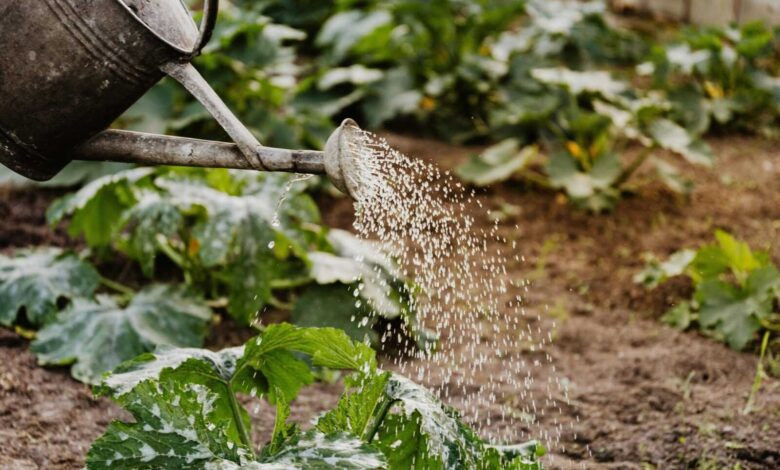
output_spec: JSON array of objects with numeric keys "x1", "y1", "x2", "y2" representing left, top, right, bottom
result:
[
  {"x1": 266, "y1": 130, "x2": 575, "y2": 454},
  {"x1": 345, "y1": 130, "x2": 573, "y2": 450}
]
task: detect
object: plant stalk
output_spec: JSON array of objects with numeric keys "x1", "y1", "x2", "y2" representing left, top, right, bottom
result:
[
  {"x1": 99, "y1": 276, "x2": 135, "y2": 296},
  {"x1": 743, "y1": 331, "x2": 770, "y2": 415},
  {"x1": 520, "y1": 170, "x2": 553, "y2": 190},
  {"x1": 227, "y1": 382, "x2": 255, "y2": 456},
  {"x1": 364, "y1": 397, "x2": 396, "y2": 443},
  {"x1": 614, "y1": 147, "x2": 652, "y2": 188}
]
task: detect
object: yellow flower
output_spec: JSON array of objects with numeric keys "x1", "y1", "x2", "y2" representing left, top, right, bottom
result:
[
  {"x1": 566, "y1": 141, "x2": 583, "y2": 158},
  {"x1": 704, "y1": 81, "x2": 724, "y2": 99},
  {"x1": 420, "y1": 96, "x2": 436, "y2": 111},
  {"x1": 188, "y1": 238, "x2": 201, "y2": 257}
]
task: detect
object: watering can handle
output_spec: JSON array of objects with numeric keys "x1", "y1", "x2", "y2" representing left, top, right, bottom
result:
[{"x1": 192, "y1": 0, "x2": 219, "y2": 56}]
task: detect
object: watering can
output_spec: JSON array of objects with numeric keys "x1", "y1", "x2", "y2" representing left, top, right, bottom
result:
[{"x1": 0, "y1": 0, "x2": 362, "y2": 197}]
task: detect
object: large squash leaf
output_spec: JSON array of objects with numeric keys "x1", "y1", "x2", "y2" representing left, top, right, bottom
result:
[
  {"x1": 88, "y1": 327, "x2": 542, "y2": 470},
  {"x1": 292, "y1": 284, "x2": 376, "y2": 343},
  {"x1": 695, "y1": 267, "x2": 780, "y2": 350},
  {"x1": 0, "y1": 247, "x2": 100, "y2": 327},
  {"x1": 31, "y1": 285, "x2": 212, "y2": 384},
  {"x1": 168, "y1": 431, "x2": 386, "y2": 470},
  {"x1": 47, "y1": 168, "x2": 155, "y2": 247},
  {"x1": 87, "y1": 325, "x2": 384, "y2": 470},
  {"x1": 647, "y1": 119, "x2": 714, "y2": 167},
  {"x1": 317, "y1": 372, "x2": 545, "y2": 469},
  {"x1": 456, "y1": 140, "x2": 539, "y2": 187},
  {"x1": 88, "y1": 378, "x2": 252, "y2": 469}
]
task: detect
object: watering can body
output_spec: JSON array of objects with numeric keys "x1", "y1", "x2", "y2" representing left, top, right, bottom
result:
[
  {"x1": 0, "y1": 0, "x2": 235, "y2": 180},
  {"x1": 0, "y1": 0, "x2": 359, "y2": 197}
]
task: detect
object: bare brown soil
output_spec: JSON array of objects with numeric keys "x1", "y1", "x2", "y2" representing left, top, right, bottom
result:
[{"x1": 2, "y1": 134, "x2": 780, "y2": 469}]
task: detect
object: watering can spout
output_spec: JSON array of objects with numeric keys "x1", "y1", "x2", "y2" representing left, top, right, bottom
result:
[
  {"x1": 0, "y1": 0, "x2": 363, "y2": 198},
  {"x1": 74, "y1": 118, "x2": 365, "y2": 199}
]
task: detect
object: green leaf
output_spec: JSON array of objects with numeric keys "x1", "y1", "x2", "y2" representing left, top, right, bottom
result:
[
  {"x1": 689, "y1": 230, "x2": 768, "y2": 285},
  {"x1": 146, "y1": 175, "x2": 320, "y2": 324},
  {"x1": 664, "y1": 44, "x2": 711, "y2": 74},
  {"x1": 31, "y1": 285, "x2": 212, "y2": 384},
  {"x1": 318, "y1": 371, "x2": 545, "y2": 469},
  {"x1": 98, "y1": 347, "x2": 242, "y2": 398},
  {"x1": 308, "y1": 229, "x2": 431, "y2": 348},
  {"x1": 292, "y1": 285, "x2": 376, "y2": 344},
  {"x1": 547, "y1": 151, "x2": 621, "y2": 212},
  {"x1": 206, "y1": 431, "x2": 387, "y2": 469},
  {"x1": 88, "y1": 378, "x2": 250, "y2": 469},
  {"x1": 457, "y1": 140, "x2": 539, "y2": 186},
  {"x1": 235, "y1": 324, "x2": 376, "y2": 403},
  {"x1": 531, "y1": 67, "x2": 628, "y2": 98},
  {"x1": 261, "y1": 391, "x2": 297, "y2": 458},
  {"x1": 316, "y1": 10, "x2": 393, "y2": 62},
  {"x1": 689, "y1": 245, "x2": 732, "y2": 284},
  {"x1": 362, "y1": 67, "x2": 423, "y2": 128},
  {"x1": 668, "y1": 87, "x2": 711, "y2": 136},
  {"x1": 381, "y1": 374, "x2": 486, "y2": 468},
  {"x1": 647, "y1": 119, "x2": 714, "y2": 167},
  {"x1": 375, "y1": 413, "x2": 440, "y2": 469},
  {"x1": 713, "y1": 229, "x2": 766, "y2": 282},
  {"x1": 89, "y1": 325, "x2": 383, "y2": 469},
  {"x1": 653, "y1": 159, "x2": 694, "y2": 195},
  {"x1": 308, "y1": 233, "x2": 407, "y2": 319},
  {"x1": 47, "y1": 168, "x2": 155, "y2": 248},
  {"x1": 317, "y1": 371, "x2": 392, "y2": 440},
  {"x1": 695, "y1": 267, "x2": 780, "y2": 350},
  {"x1": 0, "y1": 248, "x2": 100, "y2": 327},
  {"x1": 634, "y1": 249, "x2": 696, "y2": 289},
  {"x1": 256, "y1": 431, "x2": 386, "y2": 469},
  {"x1": 120, "y1": 191, "x2": 185, "y2": 276},
  {"x1": 318, "y1": 65, "x2": 384, "y2": 90},
  {"x1": 662, "y1": 301, "x2": 695, "y2": 331}
]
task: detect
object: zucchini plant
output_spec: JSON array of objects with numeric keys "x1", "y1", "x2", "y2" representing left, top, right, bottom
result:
[
  {"x1": 458, "y1": 68, "x2": 713, "y2": 211},
  {"x1": 46, "y1": 167, "x2": 427, "y2": 341},
  {"x1": 86, "y1": 323, "x2": 545, "y2": 469},
  {"x1": 0, "y1": 245, "x2": 214, "y2": 384},
  {"x1": 636, "y1": 230, "x2": 780, "y2": 351},
  {"x1": 640, "y1": 22, "x2": 780, "y2": 137},
  {"x1": 1, "y1": 167, "x2": 431, "y2": 384}
]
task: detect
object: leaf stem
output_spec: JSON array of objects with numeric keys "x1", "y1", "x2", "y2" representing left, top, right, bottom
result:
[
  {"x1": 99, "y1": 276, "x2": 135, "y2": 296},
  {"x1": 364, "y1": 397, "x2": 396, "y2": 443},
  {"x1": 743, "y1": 331, "x2": 770, "y2": 415},
  {"x1": 157, "y1": 238, "x2": 187, "y2": 269},
  {"x1": 268, "y1": 295, "x2": 294, "y2": 310},
  {"x1": 270, "y1": 277, "x2": 313, "y2": 289},
  {"x1": 521, "y1": 171, "x2": 554, "y2": 190},
  {"x1": 226, "y1": 381, "x2": 255, "y2": 457},
  {"x1": 614, "y1": 147, "x2": 652, "y2": 188}
]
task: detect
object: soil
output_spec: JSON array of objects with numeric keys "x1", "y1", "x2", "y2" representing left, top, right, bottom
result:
[{"x1": 2, "y1": 134, "x2": 780, "y2": 469}]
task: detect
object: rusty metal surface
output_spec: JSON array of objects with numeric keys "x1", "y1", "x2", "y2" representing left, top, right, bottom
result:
[
  {"x1": 161, "y1": 61, "x2": 267, "y2": 170},
  {"x1": 0, "y1": 0, "x2": 358, "y2": 197},
  {"x1": 0, "y1": 0, "x2": 211, "y2": 180},
  {"x1": 75, "y1": 130, "x2": 327, "y2": 174}
]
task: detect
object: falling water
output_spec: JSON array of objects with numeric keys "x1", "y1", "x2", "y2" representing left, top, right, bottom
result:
[{"x1": 345, "y1": 130, "x2": 572, "y2": 452}]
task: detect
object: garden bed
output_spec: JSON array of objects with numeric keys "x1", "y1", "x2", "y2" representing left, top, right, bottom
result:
[{"x1": 2, "y1": 133, "x2": 779, "y2": 469}]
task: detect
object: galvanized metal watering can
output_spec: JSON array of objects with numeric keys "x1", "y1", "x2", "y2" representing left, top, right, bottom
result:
[{"x1": 0, "y1": 0, "x2": 361, "y2": 197}]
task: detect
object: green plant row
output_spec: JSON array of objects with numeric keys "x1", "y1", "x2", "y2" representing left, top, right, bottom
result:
[
  {"x1": 0, "y1": 168, "x2": 433, "y2": 384},
  {"x1": 455, "y1": 7, "x2": 780, "y2": 211}
]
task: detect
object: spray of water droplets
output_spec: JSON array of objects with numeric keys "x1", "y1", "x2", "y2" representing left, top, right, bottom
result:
[{"x1": 345, "y1": 129, "x2": 573, "y2": 451}]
